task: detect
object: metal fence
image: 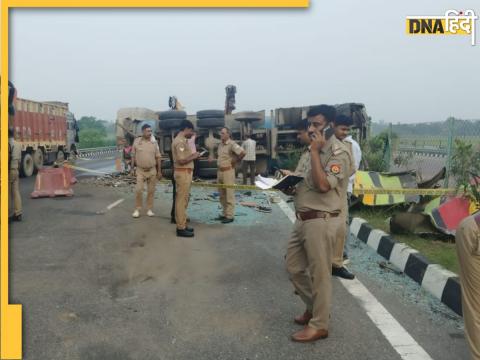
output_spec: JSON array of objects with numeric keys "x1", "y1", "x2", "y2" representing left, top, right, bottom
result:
[
  {"x1": 385, "y1": 118, "x2": 480, "y2": 187},
  {"x1": 76, "y1": 146, "x2": 119, "y2": 159}
]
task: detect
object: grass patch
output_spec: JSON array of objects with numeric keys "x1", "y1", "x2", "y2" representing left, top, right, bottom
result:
[{"x1": 351, "y1": 206, "x2": 460, "y2": 274}]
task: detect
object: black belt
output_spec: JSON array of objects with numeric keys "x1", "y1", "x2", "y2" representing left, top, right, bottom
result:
[{"x1": 296, "y1": 210, "x2": 340, "y2": 221}]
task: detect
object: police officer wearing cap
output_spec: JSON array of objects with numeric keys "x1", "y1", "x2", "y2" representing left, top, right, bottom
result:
[
  {"x1": 172, "y1": 120, "x2": 200, "y2": 237},
  {"x1": 285, "y1": 105, "x2": 352, "y2": 342}
]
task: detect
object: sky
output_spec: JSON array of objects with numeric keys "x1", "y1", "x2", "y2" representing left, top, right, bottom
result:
[{"x1": 9, "y1": 1, "x2": 480, "y2": 123}]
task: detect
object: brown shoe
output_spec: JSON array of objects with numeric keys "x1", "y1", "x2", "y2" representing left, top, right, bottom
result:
[
  {"x1": 294, "y1": 311, "x2": 312, "y2": 325},
  {"x1": 291, "y1": 326, "x2": 328, "y2": 343}
]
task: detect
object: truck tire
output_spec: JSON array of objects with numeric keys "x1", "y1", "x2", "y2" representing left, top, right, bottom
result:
[
  {"x1": 196, "y1": 110, "x2": 224, "y2": 119},
  {"x1": 234, "y1": 111, "x2": 262, "y2": 122},
  {"x1": 158, "y1": 110, "x2": 187, "y2": 120},
  {"x1": 20, "y1": 153, "x2": 34, "y2": 178},
  {"x1": 33, "y1": 149, "x2": 44, "y2": 172},
  {"x1": 162, "y1": 159, "x2": 172, "y2": 169},
  {"x1": 197, "y1": 117, "x2": 225, "y2": 128},
  {"x1": 198, "y1": 167, "x2": 218, "y2": 178},
  {"x1": 159, "y1": 118, "x2": 183, "y2": 130},
  {"x1": 197, "y1": 158, "x2": 216, "y2": 169},
  {"x1": 162, "y1": 168, "x2": 173, "y2": 179},
  {"x1": 56, "y1": 150, "x2": 65, "y2": 162}
]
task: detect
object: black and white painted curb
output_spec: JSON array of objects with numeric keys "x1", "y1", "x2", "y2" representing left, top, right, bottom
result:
[{"x1": 350, "y1": 217, "x2": 462, "y2": 316}]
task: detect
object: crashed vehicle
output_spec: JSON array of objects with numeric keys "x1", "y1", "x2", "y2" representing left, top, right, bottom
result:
[
  {"x1": 270, "y1": 103, "x2": 369, "y2": 168},
  {"x1": 116, "y1": 107, "x2": 269, "y2": 178}
]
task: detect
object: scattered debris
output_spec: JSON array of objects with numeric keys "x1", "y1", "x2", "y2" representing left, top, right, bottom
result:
[
  {"x1": 378, "y1": 261, "x2": 403, "y2": 275},
  {"x1": 79, "y1": 171, "x2": 136, "y2": 188}
]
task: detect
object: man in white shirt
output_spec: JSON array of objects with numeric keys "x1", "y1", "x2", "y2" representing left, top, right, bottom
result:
[
  {"x1": 241, "y1": 133, "x2": 256, "y2": 185},
  {"x1": 332, "y1": 115, "x2": 361, "y2": 279}
]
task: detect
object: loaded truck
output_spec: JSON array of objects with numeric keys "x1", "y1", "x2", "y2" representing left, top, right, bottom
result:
[{"x1": 12, "y1": 98, "x2": 79, "y2": 177}]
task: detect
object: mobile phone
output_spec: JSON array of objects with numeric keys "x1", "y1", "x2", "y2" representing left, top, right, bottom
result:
[{"x1": 323, "y1": 126, "x2": 335, "y2": 140}]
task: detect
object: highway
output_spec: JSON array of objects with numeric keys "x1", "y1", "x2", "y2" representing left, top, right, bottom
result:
[{"x1": 8, "y1": 156, "x2": 470, "y2": 360}]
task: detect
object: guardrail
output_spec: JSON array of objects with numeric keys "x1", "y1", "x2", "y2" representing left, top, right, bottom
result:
[
  {"x1": 396, "y1": 146, "x2": 447, "y2": 157},
  {"x1": 77, "y1": 146, "x2": 119, "y2": 159}
]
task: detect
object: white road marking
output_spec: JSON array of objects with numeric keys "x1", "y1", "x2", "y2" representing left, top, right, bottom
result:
[
  {"x1": 106, "y1": 198, "x2": 125, "y2": 210},
  {"x1": 276, "y1": 198, "x2": 433, "y2": 360},
  {"x1": 339, "y1": 278, "x2": 433, "y2": 360}
]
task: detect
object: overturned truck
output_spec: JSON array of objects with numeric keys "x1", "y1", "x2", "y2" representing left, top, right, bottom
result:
[
  {"x1": 116, "y1": 108, "x2": 269, "y2": 178},
  {"x1": 116, "y1": 102, "x2": 369, "y2": 178}
]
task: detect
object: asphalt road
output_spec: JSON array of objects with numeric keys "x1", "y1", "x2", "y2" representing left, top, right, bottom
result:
[{"x1": 9, "y1": 158, "x2": 471, "y2": 360}]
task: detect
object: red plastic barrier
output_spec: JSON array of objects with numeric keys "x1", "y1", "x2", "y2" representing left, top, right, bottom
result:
[
  {"x1": 63, "y1": 166, "x2": 77, "y2": 185},
  {"x1": 31, "y1": 167, "x2": 74, "y2": 198}
]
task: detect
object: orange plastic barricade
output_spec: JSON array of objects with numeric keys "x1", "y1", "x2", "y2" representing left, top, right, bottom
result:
[
  {"x1": 63, "y1": 166, "x2": 77, "y2": 185},
  {"x1": 31, "y1": 167, "x2": 74, "y2": 198}
]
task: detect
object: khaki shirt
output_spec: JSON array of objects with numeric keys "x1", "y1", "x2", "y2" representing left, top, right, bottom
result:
[
  {"x1": 294, "y1": 147, "x2": 311, "y2": 177},
  {"x1": 294, "y1": 136, "x2": 352, "y2": 213},
  {"x1": 217, "y1": 139, "x2": 244, "y2": 168},
  {"x1": 172, "y1": 134, "x2": 194, "y2": 169},
  {"x1": 132, "y1": 136, "x2": 161, "y2": 169},
  {"x1": 9, "y1": 141, "x2": 22, "y2": 170}
]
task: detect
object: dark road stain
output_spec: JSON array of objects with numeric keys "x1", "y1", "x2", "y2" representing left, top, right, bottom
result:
[{"x1": 129, "y1": 240, "x2": 145, "y2": 248}]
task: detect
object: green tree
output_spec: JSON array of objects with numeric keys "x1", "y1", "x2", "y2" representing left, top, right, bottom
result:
[
  {"x1": 77, "y1": 116, "x2": 113, "y2": 148},
  {"x1": 78, "y1": 129, "x2": 107, "y2": 148},
  {"x1": 77, "y1": 116, "x2": 108, "y2": 137},
  {"x1": 450, "y1": 139, "x2": 480, "y2": 203}
]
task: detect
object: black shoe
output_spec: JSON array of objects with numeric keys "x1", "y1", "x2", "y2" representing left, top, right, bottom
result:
[
  {"x1": 215, "y1": 215, "x2": 226, "y2": 221},
  {"x1": 176, "y1": 229, "x2": 194, "y2": 237},
  {"x1": 332, "y1": 266, "x2": 355, "y2": 280},
  {"x1": 221, "y1": 218, "x2": 234, "y2": 224},
  {"x1": 9, "y1": 214, "x2": 22, "y2": 222},
  {"x1": 185, "y1": 226, "x2": 194, "y2": 232}
]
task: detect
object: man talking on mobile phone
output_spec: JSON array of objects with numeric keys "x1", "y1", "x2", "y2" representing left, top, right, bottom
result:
[{"x1": 285, "y1": 104, "x2": 352, "y2": 342}]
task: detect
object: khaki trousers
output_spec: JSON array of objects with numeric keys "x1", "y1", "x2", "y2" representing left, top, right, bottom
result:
[
  {"x1": 9, "y1": 169, "x2": 22, "y2": 216},
  {"x1": 217, "y1": 168, "x2": 235, "y2": 219},
  {"x1": 135, "y1": 168, "x2": 157, "y2": 210},
  {"x1": 174, "y1": 171, "x2": 192, "y2": 230},
  {"x1": 332, "y1": 214, "x2": 347, "y2": 268},
  {"x1": 286, "y1": 216, "x2": 340, "y2": 330},
  {"x1": 456, "y1": 216, "x2": 480, "y2": 360}
]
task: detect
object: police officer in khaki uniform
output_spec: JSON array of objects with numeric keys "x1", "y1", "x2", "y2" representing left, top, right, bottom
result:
[
  {"x1": 331, "y1": 114, "x2": 356, "y2": 280},
  {"x1": 216, "y1": 127, "x2": 245, "y2": 224},
  {"x1": 281, "y1": 119, "x2": 311, "y2": 177},
  {"x1": 9, "y1": 128, "x2": 23, "y2": 222},
  {"x1": 285, "y1": 105, "x2": 352, "y2": 342},
  {"x1": 172, "y1": 120, "x2": 200, "y2": 237},
  {"x1": 455, "y1": 212, "x2": 480, "y2": 360},
  {"x1": 131, "y1": 124, "x2": 162, "y2": 218}
]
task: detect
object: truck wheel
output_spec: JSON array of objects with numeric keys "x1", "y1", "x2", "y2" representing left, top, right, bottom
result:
[
  {"x1": 234, "y1": 111, "x2": 262, "y2": 122},
  {"x1": 33, "y1": 149, "x2": 44, "y2": 172},
  {"x1": 196, "y1": 110, "x2": 224, "y2": 119},
  {"x1": 198, "y1": 167, "x2": 218, "y2": 178},
  {"x1": 159, "y1": 118, "x2": 183, "y2": 130},
  {"x1": 20, "y1": 153, "x2": 34, "y2": 178},
  {"x1": 158, "y1": 110, "x2": 187, "y2": 120},
  {"x1": 197, "y1": 117, "x2": 225, "y2": 128},
  {"x1": 56, "y1": 150, "x2": 65, "y2": 162}
]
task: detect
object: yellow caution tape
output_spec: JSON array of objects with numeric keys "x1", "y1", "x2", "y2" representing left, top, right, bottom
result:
[
  {"x1": 64, "y1": 163, "x2": 459, "y2": 195},
  {"x1": 352, "y1": 188, "x2": 456, "y2": 196}
]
